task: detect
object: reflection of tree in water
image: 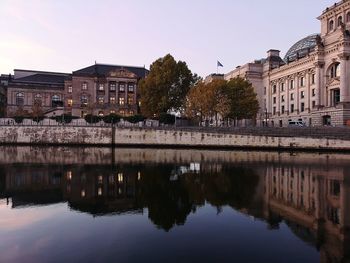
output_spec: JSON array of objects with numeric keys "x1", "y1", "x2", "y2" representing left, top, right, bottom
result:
[
  {"x1": 139, "y1": 164, "x2": 259, "y2": 231},
  {"x1": 139, "y1": 165, "x2": 193, "y2": 232}
]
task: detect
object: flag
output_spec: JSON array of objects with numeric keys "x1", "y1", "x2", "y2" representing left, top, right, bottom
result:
[{"x1": 217, "y1": 61, "x2": 223, "y2": 67}]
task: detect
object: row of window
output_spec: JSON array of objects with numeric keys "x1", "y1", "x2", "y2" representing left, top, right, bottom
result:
[
  {"x1": 73, "y1": 83, "x2": 136, "y2": 92},
  {"x1": 273, "y1": 102, "x2": 313, "y2": 115},
  {"x1": 81, "y1": 109, "x2": 135, "y2": 118},
  {"x1": 15, "y1": 93, "x2": 61, "y2": 106},
  {"x1": 75, "y1": 96, "x2": 135, "y2": 107},
  {"x1": 269, "y1": 75, "x2": 316, "y2": 95},
  {"x1": 273, "y1": 89, "x2": 316, "y2": 104},
  {"x1": 328, "y1": 13, "x2": 350, "y2": 31}
]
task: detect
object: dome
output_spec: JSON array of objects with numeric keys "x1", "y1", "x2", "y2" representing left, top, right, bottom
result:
[{"x1": 284, "y1": 34, "x2": 319, "y2": 62}]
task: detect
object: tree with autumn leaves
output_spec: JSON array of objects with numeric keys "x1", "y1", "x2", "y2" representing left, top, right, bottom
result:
[{"x1": 186, "y1": 77, "x2": 259, "y2": 126}]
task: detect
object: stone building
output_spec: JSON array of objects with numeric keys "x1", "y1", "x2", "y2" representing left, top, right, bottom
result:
[
  {"x1": 225, "y1": 0, "x2": 350, "y2": 127},
  {"x1": 4, "y1": 63, "x2": 148, "y2": 118},
  {"x1": 6, "y1": 69, "x2": 70, "y2": 117},
  {"x1": 0, "y1": 74, "x2": 9, "y2": 117},
  {"x1": 64, "y1": 64, "x2": 148, "y2": 117}
]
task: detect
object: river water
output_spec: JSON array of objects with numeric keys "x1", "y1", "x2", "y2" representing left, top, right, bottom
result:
[{"x1": 0, "y1": 147, "x2": 349, "y2": 263}]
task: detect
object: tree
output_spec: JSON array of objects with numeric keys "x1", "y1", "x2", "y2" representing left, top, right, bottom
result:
[
  {"x1": 31, "y1": 103, "x2": 44, "y2": 122},
  {"x1": 139, "y1": 54, "x2": 197, "y2": 118},
  {"x1": 226, "y1": 77, "x2": 259, "y2": 125}
]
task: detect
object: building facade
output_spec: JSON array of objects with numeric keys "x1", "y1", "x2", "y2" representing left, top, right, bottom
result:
[
  {"x1": 224, "y1": 0, "x2": 350, "y2": 127},
  {"x1": 4, "y1": 64, "x2": 148, "y2": 118},
  {"x1": 64, "y1": 64, "x2": 148, "y2": 117}
]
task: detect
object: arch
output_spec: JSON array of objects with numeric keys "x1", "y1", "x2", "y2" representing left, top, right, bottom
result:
[
  {"x1": 338, "y1": 16, "x2": 343, "y2": 26},
  {"x1": 16, "y1": 92, "x2": 24, "y2": 106},
  {"x1": 51, "y1": 94, "x2": 62, "y2": 107},
  {"x1": 329, "y1": 20, "x2": 334, "y2": 31},
  {"x1": 328, "y1": 62, "x2": 341, "y2": 78}
]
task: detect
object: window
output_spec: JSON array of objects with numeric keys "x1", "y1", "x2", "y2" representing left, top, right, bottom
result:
[
  {"x1": 128, "y1": 96, "x2": 134, "y2": 105},
  {"x1": 290, "y1": 104, "x2": 294, "y2": 113},
  {"x1": 119, "y1": 110, "x2": 125, "y2": 116},
  {"x1": 330, "y1": 63, "x2": 340, "y2": 78},
  {"x1": 290, "y1": 93, "x2": 294, "y2": 101},
  {"x1": 98, "y1": 96, "x2": 104, "y2": 104},
  {"x1": 281, "y1": 83, "x2": 284, "y2": 92},
  {"x1": 52, "y1": 95, "x2": 62, "y2": 107},
  {"x1": 332, "y1": 89, "x2": 340, "y2": 105},
  {"x1": 301, "y1": 102, "x2": 305, "y2": 112},
  {"x1": 16, "y1": 92, "x2": 24, "y2": 106},
  {"x1": 119, "y1": 97, "x2": 125, "y2": 105},
  {"x1": 67, "y1": 99, "x2": 73, "y2": 107},
  {"x1": 312, "y1": 101, "x2": 316, "y2": 108},
  {"x1": 301, "y1": 91, "x2": 305, "y2": 99},
  {"x1": 98, "y1": 84, "x2": 104, "y2": 91},
  {"x1": 281, "y1": 105, "x2": 285, "y2": 114},
  {"x1": 110, "y1": 82, "x2": 116, "y2": 91},
  {"x1": 82, "y1": 82, "x2": 88, "y2": 90},
  {"x1": 110, "y1": 97, "x2": 116, "y2": 104},
  {"x1": 273, "y1": 97, "x2": 276, "y2": 104},
  {"x1": 119, "y1": 84, "x2": 125, "y2": 92},
  {"x1": 68, "y1": 86, "x2": 73, "y2": 93},
  {"x1": 347, "y1": 12, "x2": 350, "y2": 23},
  {"x1": 338, "y1": 16, "x2": 343, "y2": 26},
  {"x1": 330, "y1": 180, "x2": 340, "y2": 197},
  {"x1": 34, "y1": 94, "x2": 42, "y2": 106},
  {"x1": 264, "y1": 87, "x2": 266, "y2": 95},
  {"x1": 311, "y1": 74, "x2": 315, "y2": 84},
  {"x1": 128, "y1": 84, "x2": 135, "y2": 92},
  {"x1": 329, "y1": 20, "x2": 334, "y2": 31},
  {"x1": 312, "y1": 89, "x2": 316, "y2": 97},
  {"x1": 281, "y1": 95, "x2": 285, "y2": 102},
  {"x1": 273, "y1": 107, "x2": 276, "y2": 115},
  {"x1": 273, "y1": 85, "x2": 277, "y2": 94},
  {"x1": 81, "y1": 95, "x2": 88, "y2": 106},
  {"x1": 300, "y1": 77, "x2": 304, "y2": 87},
  {"x1": 129, "y1": 110, "x2": 134, "y2": 115},
  {"x1": 98, "y1": 111, "x2": 104, "y2": 117},
  {"x1": 290, "y1": 80, "x2": 294, "y2": 89}
]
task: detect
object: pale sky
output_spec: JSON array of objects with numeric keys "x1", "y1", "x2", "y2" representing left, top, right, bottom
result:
[{"x1": 0, "y1": 0, "x2": 335, "y2": 77}]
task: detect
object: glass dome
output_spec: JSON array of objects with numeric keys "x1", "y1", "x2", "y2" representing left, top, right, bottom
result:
[{"x1": 284, "y1": 34, "x2": 319, "y2": 62}]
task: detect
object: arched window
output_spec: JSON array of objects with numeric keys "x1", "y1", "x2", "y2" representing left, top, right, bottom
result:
[
  {"x1": 34, "y1": 94, "x2": 42, "y2": 106},
  {"x1": 338, "y1": 16, "x2": 343, "y2": 26},
  {"x1": 51, "y1": 94, "x2": 62, "y2": 107},
  {"x1": 81, "y1": 95, "x2": 88, "y2": 106},
  {"x1": 347, "y1": 12, "x2": 350, "y2": 22},
  {"x1": 329, "y1": 20, "x2": 334, "y2": 31},
  {"x1": 330, "y1": 63, "x2": 341, "y2": 78},
  {"x1": 16, "y1": 92, "x2": 24, "y2": 106}
]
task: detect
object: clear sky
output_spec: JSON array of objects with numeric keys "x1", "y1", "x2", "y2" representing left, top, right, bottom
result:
[{"x1": 0, "y1": 0, "x2": 335, "y2": 78}]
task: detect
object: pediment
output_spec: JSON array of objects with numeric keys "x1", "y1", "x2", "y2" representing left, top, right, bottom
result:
[
  {"x1": 327, "y1": 77, "x2": 340, "y2": 87},
  {"x1": 108, "y1": 69, "x2": 137, "y2": 79}
]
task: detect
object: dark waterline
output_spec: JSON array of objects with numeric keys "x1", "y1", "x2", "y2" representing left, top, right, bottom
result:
[{"x1": 0, "y1": 146, "x2": 349, "y2": 263}]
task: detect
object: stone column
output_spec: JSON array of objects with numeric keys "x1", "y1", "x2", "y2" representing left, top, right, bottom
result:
[
  {"x1": 314, "y1": 62, "x2": 324, "y2": 108},
  {"x1": 339, "y1": 53, "x2": 350, "y2": 103},
  {"x1": 306, "y1": 71, "x2": 311, "y2": 112},
  {"x1": 286, "y1": 79, "x2": 290, "y2": 115}
]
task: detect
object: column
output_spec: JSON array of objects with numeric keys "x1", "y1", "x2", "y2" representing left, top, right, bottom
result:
[
  {"x1": 339, "y1": 54, "x2": 350, "y2": 103},
  {"x1": 314, "y1": 62, "x2": 324, "y2": 108}
]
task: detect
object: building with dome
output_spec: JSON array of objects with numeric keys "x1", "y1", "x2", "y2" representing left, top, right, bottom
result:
[{"x1": 225, "y1": 0, "x2": 350, "y2": 127}]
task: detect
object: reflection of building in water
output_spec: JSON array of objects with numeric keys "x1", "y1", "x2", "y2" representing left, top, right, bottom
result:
[
  {"x1": 264, "y1": 164, "x2": 350, "y2": 262},
  {"x1": 63, "y1": 168, "x2": 142, "y2": 215}
]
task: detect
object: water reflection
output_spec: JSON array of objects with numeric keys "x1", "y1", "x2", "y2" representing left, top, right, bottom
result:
[{"x1": 0, "y1": 147, "x2": 350, "y2": 263}]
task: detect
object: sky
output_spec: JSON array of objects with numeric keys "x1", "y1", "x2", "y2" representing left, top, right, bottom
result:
[{"x1": 0, "y1": 0, "x2": 335, "y2": 78}]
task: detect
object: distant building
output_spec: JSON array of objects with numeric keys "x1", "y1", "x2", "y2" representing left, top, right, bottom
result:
[
  {"x1": 6, "y1": 69, "x2": 70, "y2": 116},
  {"x1": 0, "y1": 74, "x2": 9, "y2": 117},
  {"x1": 204, "y1": 73, "x2": 224, "y2": 84},
  {"x1": 64, "y1": 64, "x2": 148, "y2": 117},
  {"x1": 4, "y1": 63, "x2": 148, "y2": 118},
  {"x1": 223, "y1": 0, "x2": 350, "y2": 127}
]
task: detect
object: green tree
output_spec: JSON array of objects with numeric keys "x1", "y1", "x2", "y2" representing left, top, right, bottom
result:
[
  {"x1": 139, "y1": 54, "x2": 197, "y2": 118},
  {"x1": 226, "y1": 77, "x2": 259, "y2": 125}
]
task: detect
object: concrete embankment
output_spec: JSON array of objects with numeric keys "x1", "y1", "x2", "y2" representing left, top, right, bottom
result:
[{"x1": 1, "y1": 126, "x2": 350, "y2": 151}]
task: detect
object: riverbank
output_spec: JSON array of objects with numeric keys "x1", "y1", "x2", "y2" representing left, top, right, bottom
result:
[{"x1": 1, "y1": 125, "x2": 350, "y2": 151}]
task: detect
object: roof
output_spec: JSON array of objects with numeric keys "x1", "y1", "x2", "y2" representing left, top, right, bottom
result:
[
  {"x1": 14, "y1": 73, "x2": 69, "y2": 85},
  {"x1": 73, "y1": 64, "x2": 149, "y2": 78},
  {"x1": 284, "y1": 34, "x2": 319, "y2": 62}
]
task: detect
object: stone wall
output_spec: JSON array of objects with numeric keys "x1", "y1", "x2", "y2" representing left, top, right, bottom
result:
[{"x1": 1, "y1": 126, "x2": 350, "y2": 151}]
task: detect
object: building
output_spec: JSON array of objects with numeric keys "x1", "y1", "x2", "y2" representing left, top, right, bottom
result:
[
  {"x1": 64, "y1": 64, "x2": 148, "y2": 117},
  {"x1": 224, "y1": 0, "x2": 350, "y2": 127},
  {"x1": 0, "y1": 74, "x2": 9, "y2": 117},
  {"x1": 4, "y1": 63, "x2": 148, "y2": 118},
  {"x1": 6, "y1": 69, "x2": 70, "y2": 117}
]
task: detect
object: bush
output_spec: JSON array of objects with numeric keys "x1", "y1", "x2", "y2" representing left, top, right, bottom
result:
[
  {"x1": 13, "y1": 116, "x2": 24, "y2": 124},
  {"x1": 32, "y1": 116, "x2": 45, "y2": 123},
  {"x1": 84, "y1": 114, "x2": 101, "y2": 124},
  {"x1": 103, "y1": 114, "x2": 121, "y2": 124},
  {"x1": 53, "y1": 114, "x2": 78, "y2": 124},
  {"x1": 159, "y1": 113, "x2": 175, "y2": 125},
  {"x1": 124, "y1": 114, "x2": 145, "y2": 124}
]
